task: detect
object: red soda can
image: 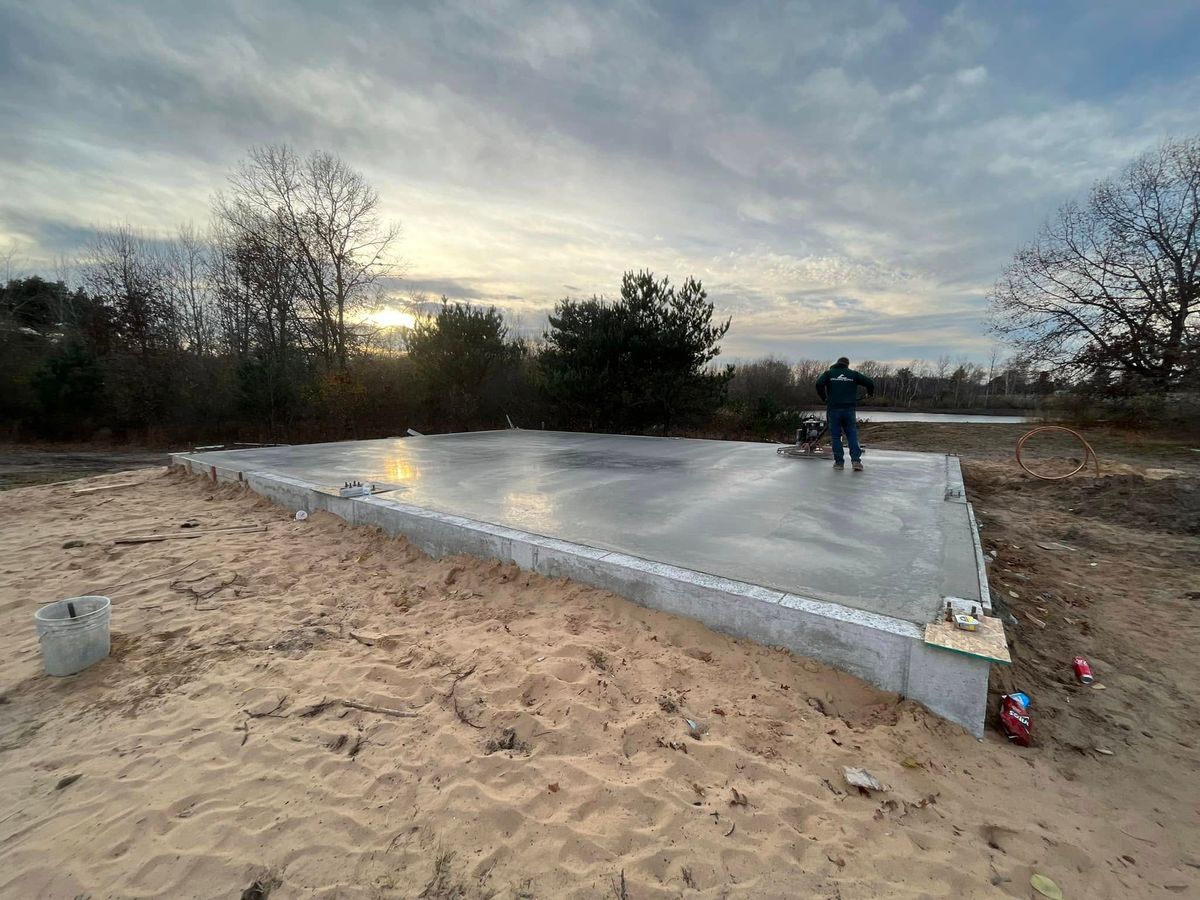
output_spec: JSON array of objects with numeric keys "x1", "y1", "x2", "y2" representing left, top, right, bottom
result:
[{"x1": 1073, "y1": 656, "x2": 1094, "y2": 684}]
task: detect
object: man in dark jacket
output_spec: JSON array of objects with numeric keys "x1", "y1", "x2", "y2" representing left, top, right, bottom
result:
[{"x1": 816, "y1": 357, "x2": 875, "y2": 471}]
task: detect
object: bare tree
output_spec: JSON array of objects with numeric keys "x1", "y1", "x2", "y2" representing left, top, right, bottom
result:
[
  {"x1": 226, "y1": 215, "x2": 301, "y2": 356},
  {"x1": 82, "y1": 225, "x2": 171, "y2": 357},
  {"x1": 1, "y1": 243, "x2": 22, "y2": 283},
  {"x1": 164, "y1": 224, "x2": 216, "y2": 353},
  {"x1": 857, "y1": 360, "x2": 892, "y2": 402},
  {"x1": 219, "y1": 145, "x2": 401, "y2": 370},
  {"x1": 208, "y1": 211, "x2": 312, "y2": 433},
  {"x1": 991, "y1": 136, "x2": 1200, "y2": 389},
  {"x1": 728, "y1": 357, "x2": 797, "y2": 405},
  {"x1": 792, "y1": 359, "x2": 827, "y2": 396},
  {"x1": 894, "y1": 364, "x2": 918, "y2": 407},
  {"x1": 933, "y1": 354, "x2": 951, "y2": 402},
  {"x1": 983, "y1": 344, "x2": 1002, "y2": 407},
  {"x1": 209, "y1": 221, "x2": 256, "y2": 357},
  {"x1": 77, "y1": 225, "x2": 181, "y2": 431}
]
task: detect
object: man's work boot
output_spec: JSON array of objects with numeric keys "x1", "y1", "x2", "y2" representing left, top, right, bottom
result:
[
  {"x1": 833, "y1": 462, "x2": 845, "y2": 470},
  {"x1": 852, "y1": 461, "x2": 864, "y2": 472}
]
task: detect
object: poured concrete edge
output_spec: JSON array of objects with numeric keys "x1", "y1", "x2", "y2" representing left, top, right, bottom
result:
[
  {"x1": 965, "y1": 502, "x2": 992, "y2": 614},
  {"x1": 946, "y1": 454, "x2": 992, "y2": 616},
  {"x1": 171, "y1": 452, "x2": 990, "y2": 736}
]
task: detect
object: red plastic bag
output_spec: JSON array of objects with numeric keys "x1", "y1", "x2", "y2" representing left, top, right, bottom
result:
[{"x1": 1000, "y1": 695, "x2": 1032, "y2": 746}]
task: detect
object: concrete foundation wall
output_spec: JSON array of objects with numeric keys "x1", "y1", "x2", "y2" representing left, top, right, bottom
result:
[{"x1": 172, "y1": 453, "x2": 990, "y2": 736}]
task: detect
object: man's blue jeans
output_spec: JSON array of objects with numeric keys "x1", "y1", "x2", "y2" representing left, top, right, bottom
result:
[{"x1": 828, "y1": 407, "x2": 861, "y2": 465}]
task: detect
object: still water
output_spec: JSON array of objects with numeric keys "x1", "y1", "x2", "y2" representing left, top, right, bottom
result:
[{"x1": 808, "y1": 409, "x2": 1035, "y2": 424}]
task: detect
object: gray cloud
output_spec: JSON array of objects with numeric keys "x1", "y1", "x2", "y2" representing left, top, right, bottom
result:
[
  {"x1": 381, "y1": 276, "x2": 486, "y2": 301},
  {"x1": 0, "y1": 209, "x2": 100, "y2": 257},
  {"x1": 2, "y1": 0, "x2": 1198, "y2": 362}
]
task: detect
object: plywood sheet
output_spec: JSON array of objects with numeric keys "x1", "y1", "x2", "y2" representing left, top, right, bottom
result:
[{"x1": 924, "y1": 614, "x2": 1011, "y2": 664}]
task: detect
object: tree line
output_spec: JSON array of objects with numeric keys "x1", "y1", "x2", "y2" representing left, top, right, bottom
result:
[
  {"x1": 0, "y1": 144, "x2": 739, "y2": 443},
  {"x1": 0, "y1": 247, "x2": 1041, "y2": 445},
  {"x1": 3, "y1": 135, "x2": 1196, "y2": 445}
]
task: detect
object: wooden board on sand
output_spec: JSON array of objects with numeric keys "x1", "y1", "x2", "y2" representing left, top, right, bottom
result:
[{"x1": 924, "y1": 614, "x2": 1011, "y2": 664}]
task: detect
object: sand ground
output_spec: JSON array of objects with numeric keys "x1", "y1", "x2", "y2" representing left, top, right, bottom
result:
[{"x1": 1, "y1": 427, "x2": 1198, "y2": 898}]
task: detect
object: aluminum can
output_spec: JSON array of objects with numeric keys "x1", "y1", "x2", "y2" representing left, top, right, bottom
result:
[{"x1": 1073, "y1": 656, "x2": 1094, "y2": 684}]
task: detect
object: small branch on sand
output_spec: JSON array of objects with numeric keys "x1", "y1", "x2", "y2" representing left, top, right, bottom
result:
[
  {"x1": 299, "y1": 698, "x2": 335, "y2": 718},
  {"x1": 338, "y1": 699, "x2": 420, "y2": 718},
  {"x1": 445, "y1": 665, "x2": 484, "y2": 729},
  {"x1": 1119, "y1": 828, "x2": 1158, "y2": 845},
  {"x1": 245, "y1": 696, "x2": 289, "y2": 719},
  {"x1": 451, "y1": 681, "x2": 487, "y2": 734},
  {"x1": 298, "y1": 697, "x2": 418, "y2": 719},
  {"x1": 171, "y1": 570, "x2": 241, "y2": 604},
  {"x1": 451, "y1": 689, "x2": 485, "y2": 729}
]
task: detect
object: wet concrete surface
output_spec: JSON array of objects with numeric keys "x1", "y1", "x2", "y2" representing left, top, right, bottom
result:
[{"x1": 182, "y1": 431, "x2": 982, "y2": 624}]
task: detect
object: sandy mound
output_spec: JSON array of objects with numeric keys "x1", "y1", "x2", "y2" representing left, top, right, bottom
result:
[{"x1": 0, "y1": 469, "x2": 1195, "y2": 898}]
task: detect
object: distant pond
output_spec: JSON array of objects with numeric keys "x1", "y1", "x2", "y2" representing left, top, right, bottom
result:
[{"x1": 808, "y1": 409, "x2": 1036, "y2": 425}]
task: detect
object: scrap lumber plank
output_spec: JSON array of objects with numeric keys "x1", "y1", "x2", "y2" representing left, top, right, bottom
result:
[
  {"x1": 113, "y1": 525, "x2": 266, "y2": 545},
  {"x1": 72, "y1": 481, "x2": 144, "y2": 495},
  {"x1": 923, "y1": 614, "x2": 1011, "y2": 664}
]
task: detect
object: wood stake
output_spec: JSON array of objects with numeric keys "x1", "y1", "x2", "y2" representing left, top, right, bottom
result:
[{"x1": 113, "y1": 525, "x2": 265, "y2": 545}]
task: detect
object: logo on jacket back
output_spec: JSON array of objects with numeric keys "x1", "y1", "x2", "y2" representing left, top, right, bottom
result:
[{"x1": 832, "y1": 374, "x2": 853, "y2": 381}]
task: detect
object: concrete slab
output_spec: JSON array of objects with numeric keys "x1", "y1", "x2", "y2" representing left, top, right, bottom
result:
[
  {"x1": 172, "y1": 431, "x2": 981, "y2": 624},
  {"x1": 172, "y1": 430, "x2": 997, "y2": 735}
]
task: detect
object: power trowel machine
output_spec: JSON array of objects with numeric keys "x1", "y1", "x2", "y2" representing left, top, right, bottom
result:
[{"x1": 775, "y1": 412, "x2": 867, "y2": 461}]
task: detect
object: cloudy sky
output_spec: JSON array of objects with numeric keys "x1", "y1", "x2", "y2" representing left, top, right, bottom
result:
[{"x1": 2, "y1": 1, "x2": 1199, "y2": 362}]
